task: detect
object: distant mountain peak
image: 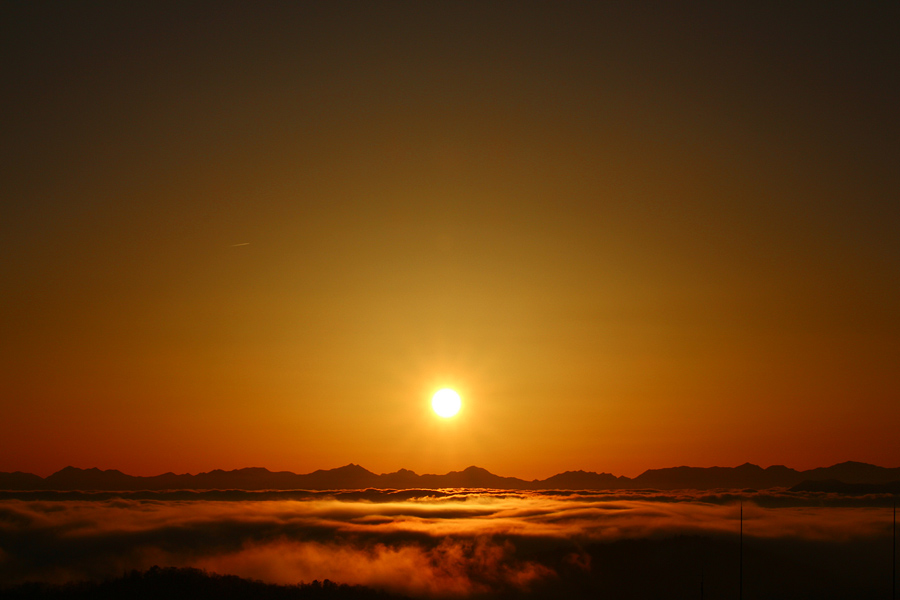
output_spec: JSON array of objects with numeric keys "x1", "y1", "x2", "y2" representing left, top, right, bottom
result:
[
  {"x1": 388, "y1": 468, "x2": 417, "y2": 475},
  {"x1": 462, "y1": 465, "x2": 491, "y2": 474},
  {"x1": 51, "y1": 466, "x2": 123, "y2": 475},
  {"x1": 55, "y1": 466, "x2": 85, "y2": 473},
  {"x1": 337, "y1": 463, "x2": 373, "y2": 473},
  {"x1": 735, "y1": 462, "x2": 763, "y2": 470}
]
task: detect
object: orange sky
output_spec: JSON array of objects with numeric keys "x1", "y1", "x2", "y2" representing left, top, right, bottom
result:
[{"x1": 2, "y1": 3, "x2": 898, "y2": 479}]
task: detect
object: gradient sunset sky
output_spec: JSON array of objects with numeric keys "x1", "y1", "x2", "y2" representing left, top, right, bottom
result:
[{"x1": 2, "y1": 2, "x2": 898, "y2": 479}]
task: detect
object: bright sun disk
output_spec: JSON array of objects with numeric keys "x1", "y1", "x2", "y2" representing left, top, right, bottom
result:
[{"x1": 431, "y1": 389, "x2": 461, "y2": 418}]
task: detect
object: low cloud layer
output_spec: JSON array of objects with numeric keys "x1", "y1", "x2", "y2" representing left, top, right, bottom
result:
[{"x1": 0, "y1": 490, "x2": 896, "y2": 597}]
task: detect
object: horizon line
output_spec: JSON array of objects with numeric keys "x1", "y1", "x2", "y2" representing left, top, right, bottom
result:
[{"x1": 5, "y1": 459, "x2": 898, "y2": 481}]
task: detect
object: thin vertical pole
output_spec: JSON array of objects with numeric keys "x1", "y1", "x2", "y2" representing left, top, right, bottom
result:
[
  {"x1": 740, "y1": 501, "x2": 743, "y2": 600},
  {"x1": 700, "y1": 562, "x2": 704, "y2": 600},
  {"x1": 893, "y1": 498, "x2": 896, "y2": 600},
  {"x1": 699, "y1": 537, "x2": 705, "y2": 600}
]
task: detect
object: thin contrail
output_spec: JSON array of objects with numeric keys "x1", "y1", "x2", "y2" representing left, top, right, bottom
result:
[{"x1": 230, "y1": 242, "x2": 250, "y2": 247}]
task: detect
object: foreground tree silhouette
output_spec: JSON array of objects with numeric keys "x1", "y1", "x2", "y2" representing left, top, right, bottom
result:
[{"x1": 3, "y1": 566, "x2": 411, "y2": 600}]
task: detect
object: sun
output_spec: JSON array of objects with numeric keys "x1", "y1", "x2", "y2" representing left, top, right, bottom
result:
[{"x1": 431, "y1": 388, "x2": 461, "y2": 418}]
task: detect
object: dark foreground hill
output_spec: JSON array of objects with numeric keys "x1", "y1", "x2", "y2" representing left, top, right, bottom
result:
[
  {"x1": 4, "y1": 567, "x2": 408, "y2": 600},
  {"x1": 4, "y1": 535, "x2": 895, "y2": 600},
  {"x1": 1, "y1": 461, "x2": 899, "y2": 491}
]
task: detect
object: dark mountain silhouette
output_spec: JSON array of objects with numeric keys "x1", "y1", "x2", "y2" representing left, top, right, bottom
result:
[
  {"x1": 631, "y1": 462, "x2": 802, "y2": 490},
  {"x1": 378, "y1": 468, "x2": 423, "y2": 489},
  {"x1": 43, "y1": 466, "x2": 136, "y2": 490},
  {"x1": 540, "y1": 469, "x2": 626, "y2": 489},
  {"x1": 416, "y1": 465, "x2": 531, "y2": 489},
  {"x1": 799, "y1": 460, "x2": 900, "y2": 484},
  {"x1": 2, "y1": 461, "x2": 899, "y2": 491},
  {"x1": 300, "y1": 464, "x2": 381, "y2": 489},
  {"x1": 0, "y1": 471, "x2": 43, "y2": 489}
]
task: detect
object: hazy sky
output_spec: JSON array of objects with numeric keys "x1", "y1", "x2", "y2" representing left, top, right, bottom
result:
[{"x1": 2, "y1": 2, "x2": 898, "y2": 478}]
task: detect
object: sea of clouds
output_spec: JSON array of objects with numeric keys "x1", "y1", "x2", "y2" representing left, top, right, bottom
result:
[{"x1": 0, "y1": 489, "x2": 895, "y2": 598}]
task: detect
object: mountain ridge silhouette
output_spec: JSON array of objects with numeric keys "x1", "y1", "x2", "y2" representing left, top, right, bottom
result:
[{"x1": 2, "y1": 461, "x2": 899, "y2": 491}]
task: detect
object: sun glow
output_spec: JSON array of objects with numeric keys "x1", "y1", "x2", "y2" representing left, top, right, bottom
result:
[{"x1": 431, "y1": 389, "x2": 461, "y2": 418}]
